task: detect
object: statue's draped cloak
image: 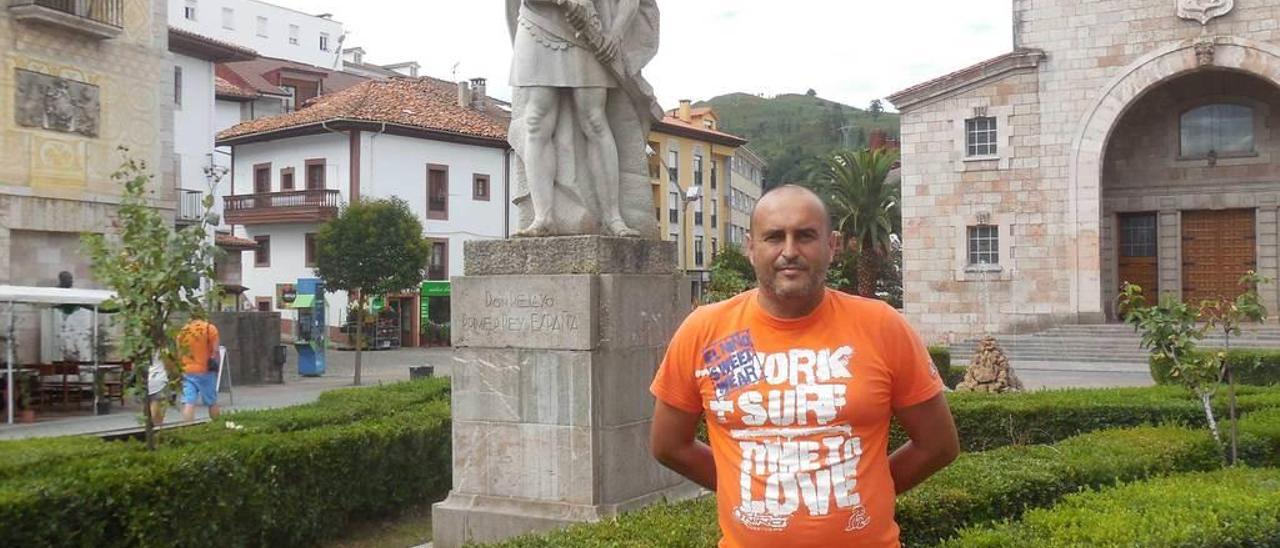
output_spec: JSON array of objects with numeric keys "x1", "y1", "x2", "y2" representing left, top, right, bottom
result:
[{"x1": 506, "y1": 0, "x2": 661, "y2": 237}]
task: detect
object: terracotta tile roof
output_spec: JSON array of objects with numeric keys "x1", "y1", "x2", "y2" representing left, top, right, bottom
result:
[
  {"x1": 655, "y1": 112, "x2": 747, "y2": 146},
  {"x1": 216, "y1": 63, "x2": 285, "y2": 97},
  {"x1": 217, "y1": 76, "x2": 509, "y2": 143},
  {"x1": 215, "y1": 233, "x2": 258, "y2": 250},
  {"x1": 215, "y1": 75, "x2": 257, "y2": 100},
  {"x1": 169, "y1": 27, "x2": 257, "y2": 62},
  {"x1": 221, "y1": 56, "x2": 369, "y2": 95}
]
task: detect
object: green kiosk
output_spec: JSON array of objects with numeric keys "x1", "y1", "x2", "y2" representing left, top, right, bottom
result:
[{"x1": 420, "y1": 280, "x2": 451, "y2": 346}]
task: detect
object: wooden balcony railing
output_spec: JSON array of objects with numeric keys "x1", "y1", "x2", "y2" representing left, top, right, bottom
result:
[{"x1": 223, "y1": 189, "x2": 340, "y2": 226}]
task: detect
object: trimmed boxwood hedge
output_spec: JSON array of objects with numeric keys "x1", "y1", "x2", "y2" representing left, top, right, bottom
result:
[
  {"x1": 1151, "y1": 348, "x2": 1280, "y2": 386},
  {"x1": 942, "y1": 467, "x2": 1280, "y2": 547},
  {"x1": 0, "y1": 378, "x2": 451, "y2": 547},
  {"x1": 892, "y1": 384, "x2": 1280, "y2": 452},
  {"x1": 488, "y1": 390, "x2": 1280, "y2": 547}
]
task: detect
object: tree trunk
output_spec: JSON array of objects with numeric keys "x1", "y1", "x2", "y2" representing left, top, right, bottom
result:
[
  {"x1": 1226, "y1": 333, "x2": 1238, "y2": 466},
  {"x1": 855, "y1": 249, "x2": 880, "y2": 298},
  {"x1": 141, "y1": 360, "x2": 156, "y2": 451},
  {"x1": 1200, "y1": 390, "x2": 1223, "y2": 457},
  {"x1": 353, "y1": 296, "x2": 364, "y2": 386}
]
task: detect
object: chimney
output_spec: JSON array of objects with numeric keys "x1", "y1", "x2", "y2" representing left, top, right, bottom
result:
[
  {"x1": 678, "y1": 99, "x2": 692, "y2": 123},
  {"x1": 469, "y1": 77, "x2": 487, "y2": 110},
  {"x1": 457, "y1": 81, "x2": 472, "y2": 109}
]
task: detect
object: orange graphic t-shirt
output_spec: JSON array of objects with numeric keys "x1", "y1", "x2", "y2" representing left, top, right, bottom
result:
[{"x1": 651, "y1": 289, "x2": 943, "y2": 548}]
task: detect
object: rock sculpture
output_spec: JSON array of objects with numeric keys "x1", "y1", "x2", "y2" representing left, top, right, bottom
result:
[{"x1": 956, "y1": 335, "x2": 1023, "y2": 393}]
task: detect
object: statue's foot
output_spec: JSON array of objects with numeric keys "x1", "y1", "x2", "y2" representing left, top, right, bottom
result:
[
  {"x1": 514, "y1": 219, "x2": 554, "y2": 238},
  {"x1": 605, "y1": 218, "x2": 639, "y2": 238}
]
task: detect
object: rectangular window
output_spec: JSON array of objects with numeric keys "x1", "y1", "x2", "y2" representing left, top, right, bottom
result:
[
  {"x1": 173, "y1": 66, "x2": 182, "y2": 108},
  {"x1": 254, "y1": 235, "x2": 271, "y2": 267},
  {"x1": 221, "y1": 7, "x2": 234, "y2": 29},
  {"x1": 711, "y1": 199, "x2": 718, "y2": 228},
  {"x1": 712, "y1": 237, "x2": 719, "y2": 259},
  {"x1": 305, "y1": 233, "x2": 317, "y2": 267},
  {"x1": 668, "y1": 191, "x2": 679, "y2": 224},
  {"x1": 711, "y1": 162, "x2": 718, "y2": 189},
  {"x1": 320, "y1": 32, "x2": 330, "y2": 52},
  {"x1": 694, "y1": 197, "x2": 703, "y2": 226},
  {"x1": 428, "y1": 240, "x2": 448, "y2": 280},
  {"x1": 184, "y1": 0, "x2": 197, "y2": 21},
  {"x1": 289, "y1": 24, "x2": 300, "y2": 45},
  {"x1": 967, "y1": 225, "x2": 999, "y2": 265},
  {"x1": 667, "y1": 150, "x2": 678, "y2": 184},
  {"x1": 1120, "y1": 215, "x2": 1158, "y2": 258},
  {"x1": 427, "y1": 164, "x2": 449, "y2": 220},
  {"x1": 256, "y1": 297, "x2": 272, "y2": 312},
  {"x1": 280, "y1": 167, "x2": 295, "y2": 190},
  {"x1": 695, "y1": 236, "x2": 704, "y2": 266},
  {"x1": 966, "y1": 117, "x2": 998, "y2": 157},
  {"x1": 254, "y1": 163, "x2": 271, "y2": 193},
  {"x1": 305, "y1": 159, "x2": 326, "y2": 190},
  {"x1": 256, "y1": 16, "x2": 268, "y2": 38},
  {"x1": 693, "y1": 154, "x2": 703, "y2": 186},
  {"x1": 473, "y1": 174, "x2": 490, "y2": 201}
]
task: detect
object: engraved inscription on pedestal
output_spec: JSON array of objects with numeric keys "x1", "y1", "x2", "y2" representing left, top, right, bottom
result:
[
  {"x1": 14, "y1": 69, "x2": 100, "y2": 138},
  {"x1": 453, "y1": 275, "x2": 597, "y2": 350}
]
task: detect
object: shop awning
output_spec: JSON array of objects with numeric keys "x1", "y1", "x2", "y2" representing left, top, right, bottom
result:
[{"x1": 290, "y1": 294, "x2": 315, "y2": 309}]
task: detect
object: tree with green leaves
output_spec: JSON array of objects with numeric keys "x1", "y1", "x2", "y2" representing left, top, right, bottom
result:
[
  {"x1": 703, "y1": 245, "x2": 756, "y2": 304},
  {"x1": 1118, "y1": 283, "x2": 1221, "y2": 452},
  {"x1": 869, "y1": 99, "x2": 884, "y2": 118},
  {"x1": 314, "y1": 198, "x2": 430, "y2": 385},
  {"x1": 84, "y1": 149, "x2": 222, "y2": 450},
  {"x1": 1200, "y1": 271, "x2": 1270, "y2": 465},
  {"x1": 806, "y1": 148, "x2": 901, "y2": 298}
]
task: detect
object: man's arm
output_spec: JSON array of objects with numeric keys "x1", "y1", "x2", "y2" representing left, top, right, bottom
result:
[
  {"x1": 650, "y1": 400, "x2": 716, "y2": 490},
  {"x1": 888, "y1": 393, "x2": 959, "y2": 494}
]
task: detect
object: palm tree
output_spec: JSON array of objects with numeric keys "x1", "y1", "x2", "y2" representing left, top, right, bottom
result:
[{"x1": 807, "y1": 148, "x2": 901, "y2": 298}]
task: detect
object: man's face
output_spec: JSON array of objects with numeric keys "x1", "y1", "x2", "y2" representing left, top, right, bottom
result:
[{"x1": 747, "y1": 189, "x2": 839, "y2": 302}]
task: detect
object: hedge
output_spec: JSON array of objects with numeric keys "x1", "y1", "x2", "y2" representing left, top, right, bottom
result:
[
  {"x1": 0, "y1": 378, "x2": 452, "y2": 547},
  {"x1": 892, "y1": 384, "x2": 1280, "y2": 452},
  {"x1": 489, "y1": 392, "x2": 1280, "y2": 547},
  {"x1": 1151, "y1": 348, "x2": 1280, "y2": 386},
  {"x1": 928, "y1": 345, "x2": 962, "y2": 388},
  {"x1": 942, "y1": 467, "x2": 1280, "y2": 547},
  {"x1": 897, "y1": 422, "x2": 1275, "y2": 546}
]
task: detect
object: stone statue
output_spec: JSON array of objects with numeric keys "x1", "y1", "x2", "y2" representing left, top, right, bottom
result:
[{"x1": 506, "y1": 0, "x2": 663, "y2": 238}]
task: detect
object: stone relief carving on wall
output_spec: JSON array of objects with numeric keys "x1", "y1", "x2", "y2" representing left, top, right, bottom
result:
[
  {"x1": 14, "y1": 69, "x2": 100, "y2": 138},
  {"x1": 1177, "y1": 0, "x2": 1234, "y2": 25}
]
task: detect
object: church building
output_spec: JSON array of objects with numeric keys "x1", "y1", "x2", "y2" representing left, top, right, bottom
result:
[{"x1": 889, "y1": 0, "x2": 1280, "y2": 341}]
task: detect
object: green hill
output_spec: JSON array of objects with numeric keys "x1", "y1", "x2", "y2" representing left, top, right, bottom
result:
[{"x1": 698, "y1": 92, "x2": 900, "y2": 186}]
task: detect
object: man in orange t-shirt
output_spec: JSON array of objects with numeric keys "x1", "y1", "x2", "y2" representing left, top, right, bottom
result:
[
  {"x1": 650, "y1": 185, "x2": 959, "y2": 547},
  {"x1": 178, "y1": 318, "x2": 221, "y2": 421}
]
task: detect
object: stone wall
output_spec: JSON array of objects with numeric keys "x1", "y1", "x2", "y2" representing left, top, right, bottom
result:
[
  {"x1": 0, "y1": 0, "x2": 175, "y2": 286},
  {"x1": 898, "y1": 0, "x2": 1280, "y2": 341}
]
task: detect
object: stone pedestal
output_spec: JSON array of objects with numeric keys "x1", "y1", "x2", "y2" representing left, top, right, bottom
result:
[{"x1": 432, "y1": 236, "x2": 699, "y2": 547}]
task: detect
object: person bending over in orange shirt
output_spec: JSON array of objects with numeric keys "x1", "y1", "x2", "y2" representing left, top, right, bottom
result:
[{"x1": 650, "y1": 185, "x2": 959, "y2": 548}]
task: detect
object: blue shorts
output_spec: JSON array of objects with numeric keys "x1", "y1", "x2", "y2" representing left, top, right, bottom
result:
[{"x1": 182, "y1": 373, "x2": 218, "y2": 407}]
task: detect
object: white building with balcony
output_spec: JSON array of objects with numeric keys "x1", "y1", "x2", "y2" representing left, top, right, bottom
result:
[
  {"x1": 169, "y1": 0, "x2": 344, "y2": 69},
  {"x1": 217, "y1": 76, "x2": 511, "y2": 347}
]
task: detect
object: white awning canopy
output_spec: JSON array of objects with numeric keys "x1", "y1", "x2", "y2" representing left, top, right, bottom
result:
[{"x1": 0, "y1": 285, "x2": 116, "y2": 306}]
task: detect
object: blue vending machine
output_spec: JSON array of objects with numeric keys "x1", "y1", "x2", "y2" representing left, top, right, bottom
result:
[{"x1": 292, "y1": 278, "x2": 326, "y2": 376}]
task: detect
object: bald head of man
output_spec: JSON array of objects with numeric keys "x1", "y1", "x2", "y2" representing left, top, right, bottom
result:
[{"x1": 746, "y1": 185, "x2": 840, "y2": 318}]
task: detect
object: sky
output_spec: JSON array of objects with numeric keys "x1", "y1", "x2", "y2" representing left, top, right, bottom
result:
[{"x1": 268, "y1": 0, "x2": 1014, "y2": 112}]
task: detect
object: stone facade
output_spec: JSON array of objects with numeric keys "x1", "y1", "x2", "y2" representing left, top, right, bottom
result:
[
  {"x1": 1, "y1": 0, "x2": 174, "y2": 361},
  {"x1": 890, "y1": 0, "x2": 1280, "y2": 342}
]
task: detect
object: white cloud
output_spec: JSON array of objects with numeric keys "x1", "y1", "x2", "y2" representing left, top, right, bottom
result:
[{"x1": 267, "y1": 0, "x2": 1012, "y2": 111}]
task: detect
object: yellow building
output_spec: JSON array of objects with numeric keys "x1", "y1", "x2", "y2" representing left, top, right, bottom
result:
[
  {"x1": 1, "y1": 0, "x2": 174, "y2": 359},
  {"x1": 649, "y1": 101, "x2": 747, "y2": 298}
]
